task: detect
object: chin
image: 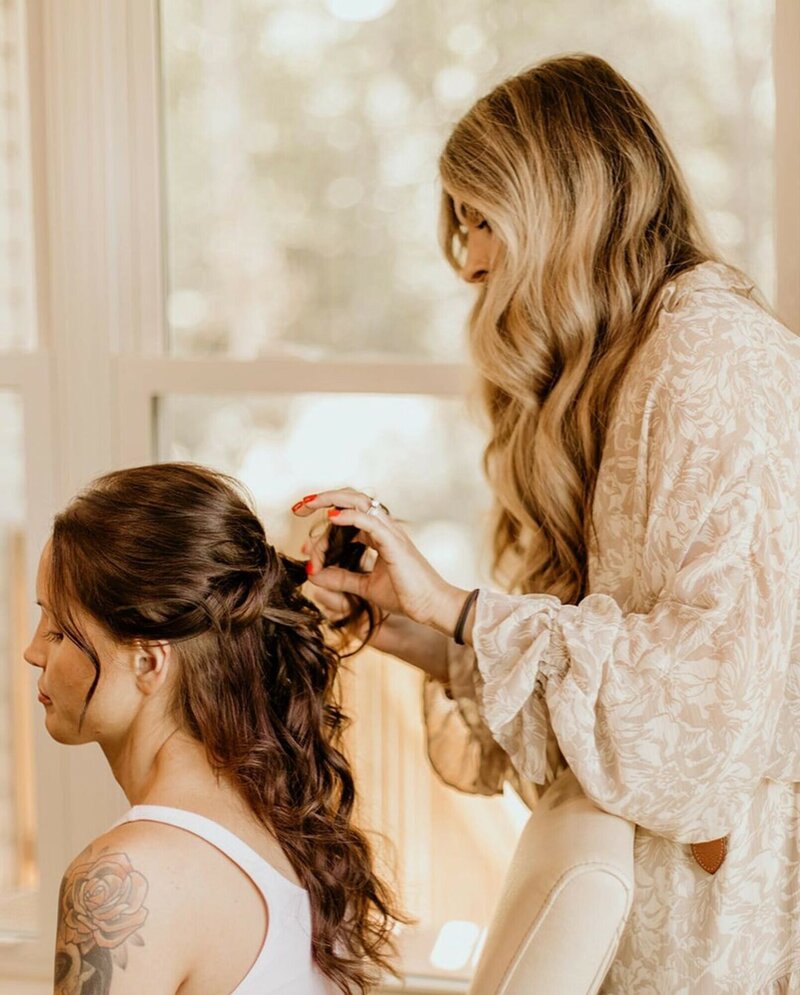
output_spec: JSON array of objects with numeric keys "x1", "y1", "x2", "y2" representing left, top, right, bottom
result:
[{"x1": 43, "y1": 712, "x2": 83, "y2": 746}]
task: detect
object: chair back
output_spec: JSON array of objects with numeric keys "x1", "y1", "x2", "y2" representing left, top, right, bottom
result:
[{"x1": 468, "y1": 767, "x2": 635, "y2": 995}]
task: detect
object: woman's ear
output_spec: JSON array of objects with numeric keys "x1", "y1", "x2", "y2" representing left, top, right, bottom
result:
[{"x1": 132, "y1": 641, "x2": 171, "y2": 694}]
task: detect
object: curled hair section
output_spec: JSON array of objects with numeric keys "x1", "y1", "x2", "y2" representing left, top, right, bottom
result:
[
  {"x1": 439, "y1": 53, "x2": 719, "y2": 601},
  {"x1": 320, "y1": 519, "x2": 390, "y2": 654}
]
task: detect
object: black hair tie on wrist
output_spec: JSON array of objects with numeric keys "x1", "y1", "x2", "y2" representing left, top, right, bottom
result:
[{"x1": 453, "y1": 588, "x2": 480, "y2": 645}]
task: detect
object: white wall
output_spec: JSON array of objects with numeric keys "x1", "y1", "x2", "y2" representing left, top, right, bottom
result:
[
  {"x1": 775, "y1": 0, "x2": 800, "y2": 332},
  {"x1": 0, "y1": 982, "x2": 47, "y2": 995}
]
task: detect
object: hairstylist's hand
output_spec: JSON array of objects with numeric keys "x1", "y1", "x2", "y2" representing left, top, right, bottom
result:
[
  {"x1": 303, "y1": 583, "x2": 450, "y2": 682},
  {"x1": 292, "y1": 487, "x2": 469, "y2": 637}
]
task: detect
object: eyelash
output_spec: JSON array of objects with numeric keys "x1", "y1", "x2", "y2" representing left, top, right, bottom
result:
[
  {"x1": 459, "y1": 219, "x2": 491, "y2": 235},
  {"x1": 44, "y1": 630, "x2": 64, "y2": 644}
]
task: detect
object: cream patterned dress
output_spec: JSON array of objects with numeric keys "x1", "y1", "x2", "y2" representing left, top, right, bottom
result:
[{"x1": 422, "y1": 263, "x2": 800, "y2": 994}]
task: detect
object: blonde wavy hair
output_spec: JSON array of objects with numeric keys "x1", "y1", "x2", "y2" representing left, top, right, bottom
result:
[{"x1": 439, "y1": 53, "x2": 717, "y2": 602}]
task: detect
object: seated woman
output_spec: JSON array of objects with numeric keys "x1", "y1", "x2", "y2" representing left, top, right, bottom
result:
[{"x1": 24, "y1": 462, "x2": 402, "y2": 995}]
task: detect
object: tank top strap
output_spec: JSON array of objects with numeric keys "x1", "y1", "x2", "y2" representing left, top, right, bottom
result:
[{"x1": 112, "y1": 804, "x2": 306, "y2": 899}]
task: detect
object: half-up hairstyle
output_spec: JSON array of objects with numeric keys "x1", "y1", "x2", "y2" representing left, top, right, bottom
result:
[
  {"x1": 439, "y1": 53, "x2": 718, "y2": 601},
  {"x1": 48, "y1": 462, "x2": 403, "y2": 994}
]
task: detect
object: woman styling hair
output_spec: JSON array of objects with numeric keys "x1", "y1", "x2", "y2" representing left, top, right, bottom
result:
[
  {"x1": 294, "y1": 54, "x2": 800, "y2": 991},
  {"x1": 25, "y1": 462, "x2": 402, "y2": 995}
]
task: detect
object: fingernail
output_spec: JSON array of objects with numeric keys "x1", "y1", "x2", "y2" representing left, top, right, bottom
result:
[
  {"x1": 305, "y1": 560, "x2": 314, "y2": 576},
  {"x1": 291, "y1": 501, "x2": 304, "y2": 513},
  {"x1": 302, "y1": 494, "x2": 318, "y2": 504},
  {"x1": 328, "y1": 508, "x2": 341, "y2": 518}
]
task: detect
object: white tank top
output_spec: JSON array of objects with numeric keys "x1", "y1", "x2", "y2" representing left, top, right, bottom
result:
[{"x1": 112, "y1": 804, "x2": 336, "y2": 994}]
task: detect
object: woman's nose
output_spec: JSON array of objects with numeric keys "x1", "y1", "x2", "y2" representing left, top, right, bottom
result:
[
  {"x1": 23, "y1": 639, "x2": 45, "y2": 669},
  {"x1": 460, "y1": 234, "x2": 490, "y2": 284}
]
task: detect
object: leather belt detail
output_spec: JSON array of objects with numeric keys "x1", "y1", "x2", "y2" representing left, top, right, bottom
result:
[{"x1": 691, "y1": 836, "x2": 728, "y2": 874}]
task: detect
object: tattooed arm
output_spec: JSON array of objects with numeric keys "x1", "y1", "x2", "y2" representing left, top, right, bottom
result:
[
  {"x1": 54, "y1": 842, "x2": 148, "y2": 995},
  {"x1": 53, "y1": 819, "x2": 269, "y2": 993},
  {"x1": 53, "y1": 830, "x2": 189, "y2": 995}
]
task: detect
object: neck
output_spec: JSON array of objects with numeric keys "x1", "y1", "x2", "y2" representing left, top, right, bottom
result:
[{"x1": 101, "y1": 709, "x2": 213, "y2": 806}]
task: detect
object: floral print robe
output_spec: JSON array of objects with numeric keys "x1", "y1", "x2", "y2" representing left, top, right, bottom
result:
[{"x1": 423, "y1": 263, "x2": 800, "y2": 994}]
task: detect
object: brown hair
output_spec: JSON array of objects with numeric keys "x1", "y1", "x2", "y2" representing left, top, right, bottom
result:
[
  {"x1": 48, "y1": 462, "x2": 403, "y2": 994},
  {"x1": 439, "y1": 53, "x2": 717, "y2": 601}
]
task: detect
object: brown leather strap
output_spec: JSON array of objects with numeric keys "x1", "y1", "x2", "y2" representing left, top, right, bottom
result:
[{"x1": 691, "y1": 836, "x2": 728, "y2": 874}]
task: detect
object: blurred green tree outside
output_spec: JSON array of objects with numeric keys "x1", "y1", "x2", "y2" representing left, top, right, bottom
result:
[{"x1": 161, "y1": 0, "x2": 774, "y2": 360}]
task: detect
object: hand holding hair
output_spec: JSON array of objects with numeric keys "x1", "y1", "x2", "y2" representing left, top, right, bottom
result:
[
  {"x1": 292, "y1": 487, "x2": 476, "y2": 644},
  {"x1": 298, "y1": 512, "x2": 450, "y2": 678},
  {"x1": 312, "y1": 518, "x2": 384, "y2": 655}
]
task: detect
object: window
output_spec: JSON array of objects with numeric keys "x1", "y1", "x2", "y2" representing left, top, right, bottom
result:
[
  {"x1": 0, "y1": 0, "x2": 38, "y2": 952},
  {"x1": 0, "y1": 392, "x2": 34, "y2": 938},
  {"x1": 162, "y1": 0, "x2": 775, "y2": 365}
]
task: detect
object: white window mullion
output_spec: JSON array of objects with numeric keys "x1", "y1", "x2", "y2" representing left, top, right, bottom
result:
[
  {"x1": 775, "y1": 0, "x2": 800, "y2": 332},
  {"x1": 117, "y1": 356, "x2": 469, "y2": 467},
  {"x1": 120, "y1": 356, "x2": 468, "y2": 395},
  {"x1": 103, "y1": 0, "x2": 166, "y2": 358}
]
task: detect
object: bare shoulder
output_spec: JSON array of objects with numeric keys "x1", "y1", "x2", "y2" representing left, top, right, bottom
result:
[
  {"x1": 55, "y1": 817, "x2": 272, "y2": 995},
  {"x1": 54, "y1": 822, "x2": 197, "y2": 994}
]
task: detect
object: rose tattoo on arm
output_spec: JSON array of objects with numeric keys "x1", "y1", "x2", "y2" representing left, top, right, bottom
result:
[{"x1": 54, "y1": 849, "x2": 149, "y2": 995}]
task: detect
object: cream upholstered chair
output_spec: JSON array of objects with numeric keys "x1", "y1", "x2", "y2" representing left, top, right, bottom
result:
[{"x1": 468, "y1": 767, "x2": 635, "y2": 995}]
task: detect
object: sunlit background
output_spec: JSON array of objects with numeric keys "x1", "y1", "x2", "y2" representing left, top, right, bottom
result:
[{"x1": 162, "y1": 0, "x2": 774, "y2": 362}]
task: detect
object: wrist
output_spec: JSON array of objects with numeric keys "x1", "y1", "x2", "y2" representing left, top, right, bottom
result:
[
  {"x1": 433, "y1": 585, "x2": 476, "y2": 643},
  {"x1": 453, "y1": 588, "x2": 479, "y2": 646}
]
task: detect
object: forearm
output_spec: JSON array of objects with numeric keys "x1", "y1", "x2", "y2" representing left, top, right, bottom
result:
[{"x1": 376, "y1": 615, "x2": 450, "y2": 683}]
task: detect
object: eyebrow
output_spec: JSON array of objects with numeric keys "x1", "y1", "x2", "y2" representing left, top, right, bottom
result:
[
  {"x1": 461, "y1": 203, "x2": 484, "y2": 224},
  {"x1": 36, "y1": 599, "x2": 50, "y2": 612}
]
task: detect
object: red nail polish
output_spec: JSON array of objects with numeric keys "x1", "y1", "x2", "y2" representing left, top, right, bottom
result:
[
  {"x1": 291, "y1": 501, "x2": 304, "y2": 513},
  {"x1": 305, "y1": 560, "x2": 314, "y2": 576},
  {"x1": 328, "y1": 508, "x2": 341, "y2": 518},
  {"x1": 302, "y1": 494, "x2": 318, "y2": 504}
]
